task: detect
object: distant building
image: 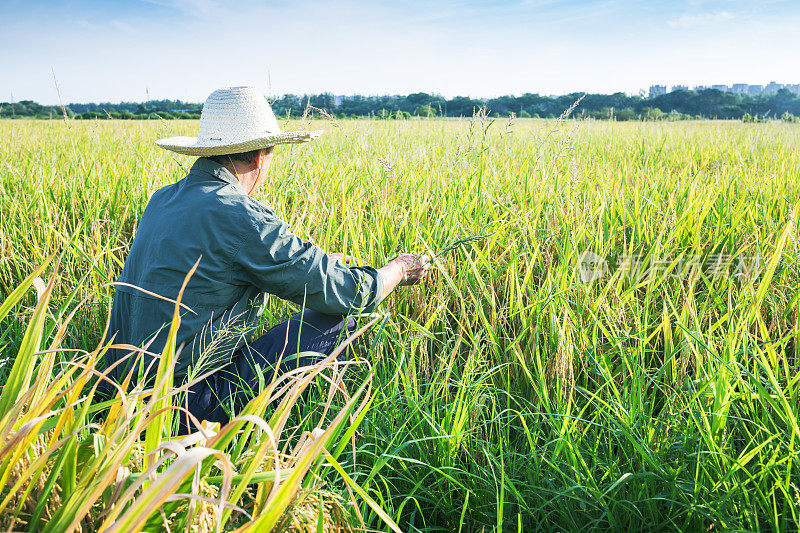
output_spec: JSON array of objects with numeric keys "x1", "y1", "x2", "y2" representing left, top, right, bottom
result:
[
  {"x1": 747, "y1": 85, "x2": 764, "y2": 96},
  {"x1": 648, "y1": 82, "x2": 799, "y2": 98},
  {"x1": 334, "y1": 94, "x2": 344, "y2": 106}
]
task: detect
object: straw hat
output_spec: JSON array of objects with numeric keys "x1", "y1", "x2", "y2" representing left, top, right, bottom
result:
[{"x1": 156, "y1": 86, "x2": 322, "y2": 156}]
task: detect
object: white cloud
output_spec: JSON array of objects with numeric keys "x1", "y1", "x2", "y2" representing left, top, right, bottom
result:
[
  {"x1": 667, "y1": 10, "x2": 734, "y2": 28},
  {"x1": 139, "y1": 0, "x2": 223, "y2": 19}
]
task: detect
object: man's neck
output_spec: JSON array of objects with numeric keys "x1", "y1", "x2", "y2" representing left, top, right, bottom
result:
[{"x1": 222, "y1": 163, "x2": 258, "y2": 194}]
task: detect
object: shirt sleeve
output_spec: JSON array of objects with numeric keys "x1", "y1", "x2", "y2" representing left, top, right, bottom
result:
[{"x1": 233, "y1": 210, "x2": 385, "y2": 315}]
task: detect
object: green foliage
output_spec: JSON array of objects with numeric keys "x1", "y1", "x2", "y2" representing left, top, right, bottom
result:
[
  {"x1": 614, "y1": 107, "x2": 638, "y2": 121},
  {"x1": 6, "y1": 87, "x2": 800, "y2": 121},
  {"x1": 1, "y1": 118, "x2": 800, "y2": 530},
  {"x1": 742, "y1": 112, "x2": 768, "y2": 123},
  {"x1": 415, "y1": 104, "x2": 437, "y2": 118},
  {"x1": 0, "y1": 258, "x2": 392, "y2": 531}
]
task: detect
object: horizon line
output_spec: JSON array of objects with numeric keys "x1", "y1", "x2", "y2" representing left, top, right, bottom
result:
[{"x1": 6, "y1": 81, "x2": 800, "y2": 106}]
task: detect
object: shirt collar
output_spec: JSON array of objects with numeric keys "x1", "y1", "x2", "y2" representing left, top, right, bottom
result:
[{"x1": 189, "y1": 157, "x2": 246, "y2": 192}]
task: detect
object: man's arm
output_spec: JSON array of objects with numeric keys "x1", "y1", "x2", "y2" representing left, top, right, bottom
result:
[
  {"x1": 330, "y1": 252, "x2": 431, "y2": 300},
  {"x1": 236, "y1": 213, "x2": 429, "y2": 315}
]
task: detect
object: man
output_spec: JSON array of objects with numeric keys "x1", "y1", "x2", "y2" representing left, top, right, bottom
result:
[{"x1": 101, "y1": 86, "x2": 430, "y2": 431}]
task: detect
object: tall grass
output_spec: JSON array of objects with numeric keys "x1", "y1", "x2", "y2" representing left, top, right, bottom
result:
[
  {"x1": 0, "y1": 254, "x2": 398, "y2": 531},
  {"x1": 2, "y1": 115, "x2": 800, "y2": 531}
]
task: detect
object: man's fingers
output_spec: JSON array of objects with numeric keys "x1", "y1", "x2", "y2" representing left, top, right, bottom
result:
[
  {"x1": 395, "y1": 253, "x2": 432, "y2": 285},
  {"x1": 329, "y1": 252, "x2": 354, "y2": 266},
  {"x1": 406, "y1": 262, "x2": 432, "y2": 284}
]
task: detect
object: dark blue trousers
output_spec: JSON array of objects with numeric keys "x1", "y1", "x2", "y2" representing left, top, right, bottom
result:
[{"x1": 180, "y1": 310, "x2": 354, "y2": 433}]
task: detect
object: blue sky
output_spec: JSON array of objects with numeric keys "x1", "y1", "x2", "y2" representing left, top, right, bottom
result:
[{"x1": 1, "y1": 0, "x2": 798, "y2": 104}]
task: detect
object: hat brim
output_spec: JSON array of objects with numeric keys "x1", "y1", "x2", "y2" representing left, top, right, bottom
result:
[{"x1": 155, "y1": 130, "x2": 323, "y2": 156}]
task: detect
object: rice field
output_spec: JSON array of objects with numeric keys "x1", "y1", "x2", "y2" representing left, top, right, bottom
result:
[{"x1": 1, "y1": 114, "x2": 800, "y2": 531}]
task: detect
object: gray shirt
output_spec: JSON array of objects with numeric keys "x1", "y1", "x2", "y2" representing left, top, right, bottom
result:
[{"x1": 104, "y1": 157, "x2": 384, "y2": 384}]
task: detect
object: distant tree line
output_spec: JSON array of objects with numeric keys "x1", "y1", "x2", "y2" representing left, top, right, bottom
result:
[
  {"x1": 0, "y1": 99, "x2": 203, "y2": 120},
  {"x1": 3, "y1": 89, "x2": 800, "y2": 121}
]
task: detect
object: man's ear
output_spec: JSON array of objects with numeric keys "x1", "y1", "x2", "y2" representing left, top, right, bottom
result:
[{"x1": 251, "y1": 149, "x2": 265, "y2": 169}]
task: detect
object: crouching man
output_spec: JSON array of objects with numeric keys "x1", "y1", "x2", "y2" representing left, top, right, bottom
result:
[{"x1": 100, "y1": 86, "x2": 429, "y2": 431}]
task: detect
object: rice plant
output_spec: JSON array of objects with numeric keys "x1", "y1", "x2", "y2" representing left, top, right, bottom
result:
[
  {"x1": 2, "y1": 115, "x2": 799, "y2": 531},
  {"x1": 0, "y1": 254, "x2": 399, "y2": 531}
]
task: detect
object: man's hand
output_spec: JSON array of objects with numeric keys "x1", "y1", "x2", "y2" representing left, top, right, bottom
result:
[
  {"x1": 377, "y1": 253, "x2": 431, "y2": 299},
  {"x1": 392, "y1": 253, "x2": 431, "y2": 286}
]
